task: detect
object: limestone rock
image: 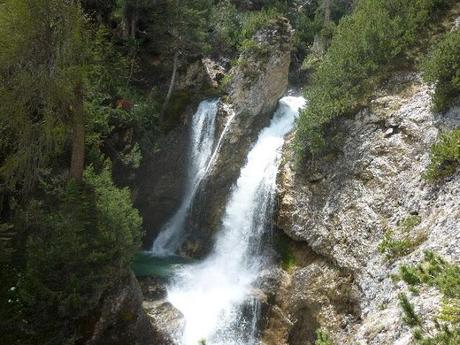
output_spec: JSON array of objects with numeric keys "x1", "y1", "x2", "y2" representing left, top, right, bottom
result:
[
  {"x1": 275, "y1": 74, "x2": 460, "y2": 343},
  {"x1": 176, "y1": 58, "x2": 228, "y2": 92},
  {"x1": 143, "y1": 300, "x2": 184, "y2": 345},
  {"x1": 262, "y1": 261, "x2": 360, "y2": 345}
]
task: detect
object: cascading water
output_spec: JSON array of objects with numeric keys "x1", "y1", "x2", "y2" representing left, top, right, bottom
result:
[
  {"x1": 167, "y1": 96, "x2": 306, "y2": 345},
  {"x1": 152, "y1": 99, "x2": 219, "y2": 256}
]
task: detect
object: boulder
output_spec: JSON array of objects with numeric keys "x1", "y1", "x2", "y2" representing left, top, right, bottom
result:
[{"x1": 85, "y1": 272, "x2": 157, "y2": 345}]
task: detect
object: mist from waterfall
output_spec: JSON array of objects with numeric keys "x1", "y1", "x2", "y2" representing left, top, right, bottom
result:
[
  {"x1": 167, "y1": 96, "x2": 306, "y2": 345},
  {"x1": 152, "y1": 99, "x2": 221, "y2": 256}
]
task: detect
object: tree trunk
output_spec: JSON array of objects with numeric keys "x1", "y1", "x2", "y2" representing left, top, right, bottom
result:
[
  {"x1": 70, "y1": 83, "x2": 85, "y2": 182},
  {"x1": 160, "y1": 51, "x2": 180, "y2": 120},
  {"x1": 130, "y1": 12, "x2": 138, "y2": 39},
  {"x1": 324, "y1": 0, "x2": 331, "y2": 24},
  {"x1": 121, "y1": 2, "x2": 130, "y2": 40}
]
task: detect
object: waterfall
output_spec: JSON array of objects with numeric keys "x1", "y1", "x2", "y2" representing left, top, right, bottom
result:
[
  {"x1": 167, "y1": 96, "x2": 306, "y2": 345},
  {"x1": 152, "y1": 99, "x2": 235, "y2": 256}
]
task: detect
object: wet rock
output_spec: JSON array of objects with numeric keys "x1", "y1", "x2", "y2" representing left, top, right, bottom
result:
[
  {"x1": 139, "y1": 277, "x2": 183, "y2": 345},
  {"x1": 139, "y1": 277, "x2": 168, "y2": 301},
  {"x1": 85, "y1": 272, "x2": 156, "y2": 345},
  {"x1": 129, "y1": 57, "x2": 225, "y2": 248},
  {"x1": 134, "y1": 128, "x2": 189, "y2": 248},
  {"x1": 143, "y1": 300, "x2": 184, "y2": 345},
  {"x1": 176, "y1": 57, "x2": 228, "y2": 92}
]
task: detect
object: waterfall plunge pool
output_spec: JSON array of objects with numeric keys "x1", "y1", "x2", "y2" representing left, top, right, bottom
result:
[{"x1": 132, "y1": 252, "x2": 194, "y2": 278}]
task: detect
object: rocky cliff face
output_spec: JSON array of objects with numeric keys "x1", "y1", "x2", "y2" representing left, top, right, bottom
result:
[
  {"x1": 132, "y1": 58, "x2": 225, "y2": 248},
  {"x1": 271, "y1": 74, "x2": 460, "y2": 344},
  {"x1": 183, "y1": 17, "x2": 293, "y2": 256}
]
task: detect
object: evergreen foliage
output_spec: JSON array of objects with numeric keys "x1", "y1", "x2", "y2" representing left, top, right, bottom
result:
[
  {"x1": 398, "y1": 252, "x2": 460, "y2": 344},
  {"x1": 0, "y1": 0, "x2": 88, "y2": 191},
  {"x1": 378, "y1": 215, "x2": 426, "y2": 261},
  {"x1": 0, "y1": 0, "x2": 147, "y2": 342},
  {"x1": 424, "y1": 129, "x2": 460, "y2": 181},
  {"x1": 315, "y1": 328, "x2": 334, "y2": 345},
  {"x1": 294, "y1": 0, "x2": 456, "y2": 159},
  {"x1": 2, "y1": 0, "x2": 460, "y2": 343},
  {"x1": 422, "y1": 29, "x2": 460, "y2": 112},
  {"x1": 16, "y1": 168, "x2": 141, "y2": 344},
  {"x1": 399, "y1": 293, "x2": 422, "y2": 327}
]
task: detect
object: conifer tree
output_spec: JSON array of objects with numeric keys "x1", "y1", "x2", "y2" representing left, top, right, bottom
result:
[{"x1": 0, "y1": 0, "x2": 88, "y2": 188}]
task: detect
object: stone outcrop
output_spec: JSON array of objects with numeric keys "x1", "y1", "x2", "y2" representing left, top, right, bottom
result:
[
  {"x1": 85, "y1": 272, "x2": 156, "y2": 345},
  {"x1": 273, "y1": 74, "x2": 460, "y2": 344},
  {"x1": 183, "y1": 17, "x2": 293, "y2": 256},
  {"x1": 140, "y1": 277, "x2": 184, "y2": 345}
]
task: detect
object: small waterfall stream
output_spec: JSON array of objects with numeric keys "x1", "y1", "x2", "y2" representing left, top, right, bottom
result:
[
  {"x1": 166, "y1": 96, "x2": 306, "y2": 345},
  {"x1": 152, "y1": 99, "x2": 234, "y2": 256}
]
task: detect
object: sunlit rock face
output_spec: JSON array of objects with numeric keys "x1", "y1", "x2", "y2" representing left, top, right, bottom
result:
[{"x1": 273, "y1": 74, "x2": 460, "y2": 344}]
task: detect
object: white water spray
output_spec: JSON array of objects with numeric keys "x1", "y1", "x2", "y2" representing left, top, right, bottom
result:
[
  {"x1": 167, "y1": 96, "x2": 306, "y2": 345},
  {"x1": 152, "y1": 99, "x2": 235, "y2": 256}
]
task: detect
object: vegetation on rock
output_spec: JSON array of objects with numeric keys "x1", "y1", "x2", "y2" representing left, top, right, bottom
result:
[
  {"x1": 379, "y1": 215, "x2": 426, "y2": 261},
  {"x1": 315, "y1": 328, "x2": 334, "y2": 345},
  {"x1": 1, "y1": 0, "x2": 460, "y2": 343},
  {"x1": 424, "y1": 129, "x2": 460, "y2": 181},
  {"x1": 422, "y1": 29, "x2": 460, "y2": 112},
  {"x1": 398, "y1": 252, "x2": 460, "y2": 344},
  {"x1": 295, "y1": 0, "x2": 457, "y2": 159}
]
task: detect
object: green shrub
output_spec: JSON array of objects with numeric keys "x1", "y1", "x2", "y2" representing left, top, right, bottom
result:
[
  {"x1": 399, "y1": 293, "x2": 421, "y2": 327},
  {"x1": 424, "y1": 129, "x2": 460, "y2": 181},
  {"x1": 295, "y1": 0, "x2": 456, "y2": 159},
  {"x1": 400, "y1": 215, "x2": 422, "y2": 231},
  {"x1": 378, "y1": 215, "x2": 426, "y2": 261},
  {"x1": 315, "y1": 328, "x2": 333, "y2": 345},
  {"x1": 400, "y1": 265, "x2": 423, "y2": 286},
  {"x1": 379, "y1": 231, "x2": 416, "y2": 260},
  {"x1": 210, "y1": 5, "x2": 281, "y2": 58},
  {"x1": 397, "y1": 252, "x2": 460, "y2": 344},
  {"x1": 422, "y1": 29, "x2": 460, "y2": 112},
  {"x1": 238, "y1": 7, "x2": 281, "y2": 45},
  {"x1": 209, "y1": 0, "x2": 241, "y2": 54}
]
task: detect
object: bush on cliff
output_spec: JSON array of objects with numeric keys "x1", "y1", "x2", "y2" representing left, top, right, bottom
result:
[
  {"x1": 295, "y1": 0, "x2": 456, "y2": 159},
  {"x1": 424, "y1": 129, "x2": 460, "y2": 181},
  {"x1": 422, "y1": 29, "x2": 460, "y2": 112},
  {"x1": 398, "y1": 251, "x2": 460, "y2": 344}
]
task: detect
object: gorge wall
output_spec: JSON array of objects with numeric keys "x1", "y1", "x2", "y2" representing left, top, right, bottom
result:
[
  {"x1": 131, "y1": 8, "x2": 460, "y2": 345},
  {"x1": 269, "y1": 74, "x2": 460, "y2": 344}
]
